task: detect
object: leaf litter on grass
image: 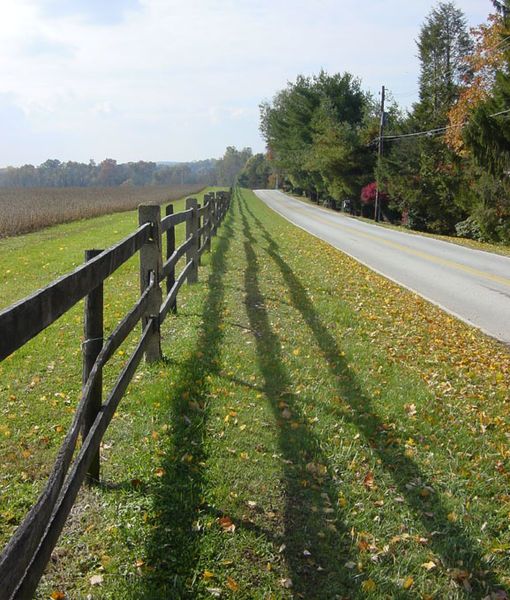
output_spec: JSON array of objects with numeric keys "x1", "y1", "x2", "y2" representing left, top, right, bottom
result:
[{"x1": 3, "y1": 188, "x2": 509, "y2": 599}]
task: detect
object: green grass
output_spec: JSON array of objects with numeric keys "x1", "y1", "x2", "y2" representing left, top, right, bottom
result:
[{"x1": 1, "y1": 188, "x2": 509, "y2": 599}]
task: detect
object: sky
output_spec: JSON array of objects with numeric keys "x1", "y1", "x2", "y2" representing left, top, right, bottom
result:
[{"x1": 0, "y1": 0, "x2": 494, "y2": 167}]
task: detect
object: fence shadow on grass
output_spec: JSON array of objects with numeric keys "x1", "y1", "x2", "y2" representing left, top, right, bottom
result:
[
  {"x1": 240, "y1": 192, "x2": 505, "y2": 598},
  {"x1": 122, "y1": 201, "x2": 236, "y2": 599},
  {"x1": 238, "y1": 197, "x2": 409, "y2": 599}
]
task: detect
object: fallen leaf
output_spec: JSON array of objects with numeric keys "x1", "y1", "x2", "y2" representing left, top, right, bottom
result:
[
  {"x1": 50, "y1": 592, "x2": 65, "y2": 600},
  {"x1": 218, "y1": 516, "x2": 235, "y2": 533},
  {"x1": 203, "y1": 570, "x2": 216, "y2": 581},
  {"x1": 422, "y1": 561, "x2": 437, "y2": 571},
  {"x1": 405, "y1": 403, "x2": 417, "y2": 417},
  {"x1": 280, "y1": 578, "x2": 293, "y2": 588},
  {"x1": 403, "y1": 576, "x2": 414, "y2": 590},
  {"x1": 226, "y1": 576, "x2": 240, "y2": 591},
  {"x1": 363, "y1": 471, "x2": 375, "y2": 489},
  {"x1": 362, "y1": 578, "x2": 376, "y2": 592},
  {"x1": 90, "y1": 574, "x2": 103, "y2": 586}
]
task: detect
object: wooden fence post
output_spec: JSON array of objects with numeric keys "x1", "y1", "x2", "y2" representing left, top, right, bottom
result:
[
  {"x1": 204, "y1": 193, "x2": 212, "y2": 253},
  {"x1": 211, "y1": 193, "x2": 218, "y2": 236},
  {"x1": 186, "y1": 197, "x2": 199, "y2": 284},
  {"x1": 197, "y1": 201, "x2": 202, "y2": 266},
  {"x1": 165, "y1": 203, "x2": 177, "y2": 314},
  {"x1": 82, "y1": 249, "x2": 103, "y2": 484},
  {"x1": 216, "y1": 191, "x2": 225, "y2": 224},
  {"x1": 139, "y1": 204, "x2": 163, "y2": 362}
]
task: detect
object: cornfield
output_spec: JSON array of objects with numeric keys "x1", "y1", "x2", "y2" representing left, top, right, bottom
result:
[{"x1": 0, "y1": 185, "x2": 205, "y2": 238}]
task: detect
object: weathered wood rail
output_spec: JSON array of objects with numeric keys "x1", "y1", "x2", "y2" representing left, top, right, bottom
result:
[{"x1": 0, "y1": 189, "x2": 231, "y2": 600}]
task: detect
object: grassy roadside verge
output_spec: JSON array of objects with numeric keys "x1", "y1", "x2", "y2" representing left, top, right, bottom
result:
[{"x1": 1, "y1": 188, "x2": 509, "y2": 599}]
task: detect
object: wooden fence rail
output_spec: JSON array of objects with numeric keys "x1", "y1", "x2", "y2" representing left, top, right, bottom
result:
[{"x1": 0, "y1": 189, "x2": 231, "y2": 600}]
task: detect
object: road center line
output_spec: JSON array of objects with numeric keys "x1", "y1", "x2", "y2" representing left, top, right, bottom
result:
[{"x1": 281, "y1": 201, "x2": 510, "y2": 289}]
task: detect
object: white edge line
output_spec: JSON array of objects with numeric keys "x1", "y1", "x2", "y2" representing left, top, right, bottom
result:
[
  {"x1": 255, "y1": 191, "x2": 509, "y2": 348},
  {"x1": 262, "y1": 190, "x2": 510, "y2": 262}
]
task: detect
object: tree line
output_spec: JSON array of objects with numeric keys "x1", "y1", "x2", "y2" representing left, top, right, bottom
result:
[
  {"x1": 257, "y1": 0, "x2": 510, "y2": 244},
  {"x1": 0, "y1": 146, "x2": 252, "y2": 189}
]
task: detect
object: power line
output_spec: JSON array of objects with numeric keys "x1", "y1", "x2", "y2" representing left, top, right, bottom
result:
[
  {"x1": 489, "y1": 107, "x2": 510, "y2": 117},
  {"x1": 368, "y1": 107, "x2": 510, "y2": 146}
]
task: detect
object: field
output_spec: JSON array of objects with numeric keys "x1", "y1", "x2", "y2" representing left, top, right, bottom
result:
[
  {"x1": 1, "y1": 188, "x2": 509, "y2": 599},
  {"x1": 0, "y1": 185, "x2": 205, "y2": 238}
]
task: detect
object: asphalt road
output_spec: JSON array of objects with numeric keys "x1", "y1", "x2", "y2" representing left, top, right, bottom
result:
[{"x1": 254, "y1": 189, "x2": 510, "y2": 346}]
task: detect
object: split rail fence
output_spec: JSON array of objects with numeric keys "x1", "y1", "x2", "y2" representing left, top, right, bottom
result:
[{"x1": 0, "y1": 189, "x2": 231, "y2": 600}]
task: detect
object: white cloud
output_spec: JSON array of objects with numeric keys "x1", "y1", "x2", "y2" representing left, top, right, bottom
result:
[{"x1": 0, "y1": 0, "x2": 495, "y2": 166}]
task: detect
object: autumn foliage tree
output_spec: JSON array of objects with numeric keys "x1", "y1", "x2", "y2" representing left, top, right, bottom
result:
[{"x1": 445, "y1": 13, "x2": 506, "y2": 153}]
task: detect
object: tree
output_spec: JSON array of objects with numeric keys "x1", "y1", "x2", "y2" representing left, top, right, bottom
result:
[
  {"x1": 458, "y1": 0, "x2": 510, "y2": 242},
  {"x1": 445, "y1": 12, "x2": 506, "y2": 152},
  {"x1": 97, "y1": 158, "x2": 121, "y2": 186},
  {"x1": 305, "y1": 100, "x2": 375, "y2": 207},
  {"x1": 237, "y1": 153, "x2": 272, "y2": 189},
  {"x1": 259, "y1": 70, "x2": 369, "y2": 203},
  {"x1": 463, "y1": 1, "x2": 510, "y2": 179},
  {"x1": 381, "y1": 2, "x2": 472, "y2": 234},
  {"x1": 414, "y1": 2, "x2": 473, "y2": 127},
  {"x1": 216, "y1": 146, "x2": 252, "y2": 186}
]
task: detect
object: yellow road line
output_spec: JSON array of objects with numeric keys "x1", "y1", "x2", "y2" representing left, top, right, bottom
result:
[{"x1": 282, "y1": 201, "x2": 510, "y2": 289}]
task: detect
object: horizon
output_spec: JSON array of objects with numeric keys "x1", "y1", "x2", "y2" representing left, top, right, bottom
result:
[{"x1": 1, "y1": 0, "x2": 493, "y2": 169}]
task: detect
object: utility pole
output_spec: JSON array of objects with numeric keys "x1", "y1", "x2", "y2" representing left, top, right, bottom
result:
[{"x1": 374, "y1": 85, "x2": 385, "y2": 222}]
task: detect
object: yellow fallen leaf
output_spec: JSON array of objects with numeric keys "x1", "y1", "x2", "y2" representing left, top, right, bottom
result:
[
  {"x1": 226, "y1": 576, "x2": 240, "y2": 590},
  {"x1": 422, "y1": 561, "x2": 437, "y2": 571},
  {"x1": 403, "y1": 576, "x2": 414, "y2": 589},
  {"x1": 203, "y1": 570, "x2": 216, "y2": 581},
  {"x1": 362, "y1": 578, "x2": 376, "y2": 592}
]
